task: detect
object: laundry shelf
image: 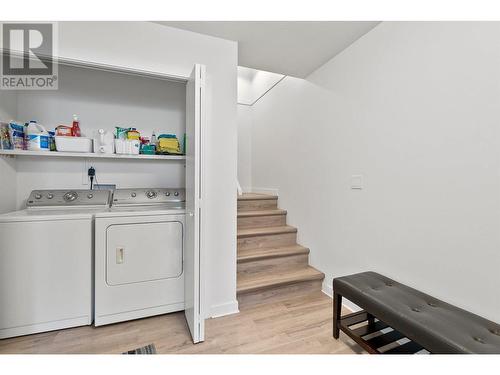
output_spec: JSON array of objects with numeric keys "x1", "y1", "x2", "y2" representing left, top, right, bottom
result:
[{"x1": 0, "y1": 149, "x2": 186, "y2": 161}]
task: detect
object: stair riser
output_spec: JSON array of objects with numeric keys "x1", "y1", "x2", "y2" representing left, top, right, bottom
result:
[
  {"x1": 237, "y1": 232, "x2": 297, "y2": 251},
  {"x1": 238, "y1": 254, "x2": 309, "y2": 276},
  {"x1": 237, "y1": 280, "x2": 323, "y2": 309},
  {"x1": 238, "y1": 199, "x2": 278, "y2": 211},
  {"x1": 237, "y1": 214, "x2": 286, "y2": 229}
]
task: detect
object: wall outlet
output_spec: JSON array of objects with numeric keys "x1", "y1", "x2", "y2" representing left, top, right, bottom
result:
[{"x1": 351, "y1": 175, "x2": 363, "y2": 189}]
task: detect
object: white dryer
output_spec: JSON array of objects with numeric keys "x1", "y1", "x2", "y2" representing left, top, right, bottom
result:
[
  {"x1": 94, "y1": 188, "x2": 186, "y2": 326},
  {"x1": 0, "y1": 189, "x2": 112, "y2": 339}
]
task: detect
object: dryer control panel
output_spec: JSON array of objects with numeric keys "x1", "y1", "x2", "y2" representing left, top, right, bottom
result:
[{"x1": 112, "y1": 188, "x2": 186, "y2": 206}]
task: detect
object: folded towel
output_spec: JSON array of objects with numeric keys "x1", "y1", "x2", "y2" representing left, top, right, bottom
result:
[{"x1": 157, "y1": 137, "x2": 182, "y2": 154}]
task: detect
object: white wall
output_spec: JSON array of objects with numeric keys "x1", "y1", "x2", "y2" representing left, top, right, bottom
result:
[
  {"x1": 14, "y1": 158, "x2": 186, "y2": 208},
  {"x1": 237, "y1": 104, "x2": 252, "y2": 190},
  {"x1": 0, "y1": 91, "x2": 18, "y2": 213},
  {"x1": 251, "y1": 22, "x2": 500, "y2": 322},
  {"x1": 237, "y1": 66, "x2": 284, "y2": 105},
  {"x1": 236, "y1": 67, "x2": 285, "y2": 192},
  {"x1": 0, "y1": 22, "x2": 239, "y2": 319},
  {"x1": 13, "y1": 64, "x2": 186, "y2": 208},
  {"x1": 17, "y1": 64, "x2": 186, "y2": 139}
]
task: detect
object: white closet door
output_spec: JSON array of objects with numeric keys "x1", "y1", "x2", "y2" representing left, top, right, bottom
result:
[{"x1": 184, "y1": 64, "x2": 205, "y2": 343}]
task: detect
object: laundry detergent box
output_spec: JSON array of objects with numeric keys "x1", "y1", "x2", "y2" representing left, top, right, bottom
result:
[
  {"x1": 8, "y1": 122, "x2": 25, "y2": 150},
  {"x1": 0, "y1": 122, "x2": 12, "y2": 150}
]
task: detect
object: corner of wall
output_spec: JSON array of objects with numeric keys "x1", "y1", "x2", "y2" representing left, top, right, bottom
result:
[
  {"x1": 321, "y1": 277, "x2": 361, "y2": 313},
  {"x1": 209, "y1": 300, "x2": 239, "y2": 319}
]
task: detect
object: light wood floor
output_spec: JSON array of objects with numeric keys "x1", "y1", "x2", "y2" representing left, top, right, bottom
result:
[{"x1": 0, "y1": 291, "x2": 362, "y2": 354}]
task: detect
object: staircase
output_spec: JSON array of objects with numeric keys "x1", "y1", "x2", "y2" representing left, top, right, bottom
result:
[{"x1": 237, "y1": 193, "x2": 325, "y2": 309}]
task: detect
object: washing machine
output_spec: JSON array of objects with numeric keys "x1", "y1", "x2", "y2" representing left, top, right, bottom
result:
[
  {"x1": 0, "y1": 189, "x2": 112, "y2": 339},
  {"x1": 94, "y1": 188, "x2": 186, "y2": 326}
]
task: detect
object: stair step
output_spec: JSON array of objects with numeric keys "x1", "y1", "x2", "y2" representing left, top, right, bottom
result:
[
  {"x1": 237, "y1": 193, "x2": 278, "y2": 201},
  {"x1": 238, "y1": 209, "x2": 287, "y2": 229},
  {"x1": 237, "y1": 209, "x2": 286, "y2": 218},
  {"x1": 237, "y1": 194, "x2": 278, "y2": 211},
  {"x1": 236, "y1": 192, "x2": 324, "y2": 307},
  {"x1": 237, "y1": 279, "x2": 324, "y2": 310},
  {"x1": 237, "y1": 266, "x2": 325, "y2": 295},
  {"x1": 238, "y1": 247, "x2": 309, "y2": 277},
  {"x1": 238, "y1": 245, "x2": 309, "y2": 263},
  {"x1": 237, "y1": 226, "x2": 297, "y2": 251},
  {"x1": 237, "y1": 225, "x2": 297, "y2": 238}
]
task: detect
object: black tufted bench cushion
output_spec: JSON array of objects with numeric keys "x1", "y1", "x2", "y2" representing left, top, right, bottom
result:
[{"x1": 332, "y1": 271, "x2": 500, "y2": 354}]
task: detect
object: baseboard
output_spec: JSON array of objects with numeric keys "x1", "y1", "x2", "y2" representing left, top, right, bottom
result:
[
  {"x1": 322, "y1": 280, "x2": 362, "y2": 313},
  {"x1": 248, "y1": 187, "x2": 279, "y2": 196},
  {"x1": 209, "y1": 300, "x2": 240, "y2": 318}
]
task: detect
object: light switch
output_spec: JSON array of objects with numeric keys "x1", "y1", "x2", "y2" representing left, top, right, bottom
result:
[{"x1": 351, "y1": 175, "x2": 363, "y2": 189}]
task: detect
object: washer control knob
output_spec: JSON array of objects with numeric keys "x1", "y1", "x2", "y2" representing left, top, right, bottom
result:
[
  {"x1": 174, "y1": 191, "x2": 179, "y2": 197},
  {"x1": 165, "y1": 191, "x2": 171, "y2": 196},
  {"x1": 63, "y1": 191, "x2": 78, "y2": 202},
  {"x1": 87, "y1": 194, "x2": 93, "y2": 199},
  {"x1": 131, "y1": 192, "x2": 137, "y2": 197},
  {"x1": 146, "y1": 190, "x2": 157, "y2": 199},
  {"x1": 35, "y1": 193, "x2": 42, "y2": 199},
  {"x1": 47, "y1": 193, "x2": 54, "y2": 199}
]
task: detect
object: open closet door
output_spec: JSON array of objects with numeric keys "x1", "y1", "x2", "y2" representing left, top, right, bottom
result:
[{"x1": 184, "y1": 64, "x2": 205, "y2": 343}]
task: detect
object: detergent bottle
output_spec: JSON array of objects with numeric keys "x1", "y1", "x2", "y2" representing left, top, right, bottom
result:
[
  {"x1": 26, "y1": 121, "x2": 50, "y2": 151},
  {"x1": 71, "y1": 115, "x2": 81, "y2": 137}
]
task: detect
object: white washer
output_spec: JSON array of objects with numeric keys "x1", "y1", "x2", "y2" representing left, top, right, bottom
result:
[
  {"x1": 94, "y1": 188, "x2": 186, "y2": 326},
  {"x1": 0, "y1": 189, "x2": 112, "y2": 339}
]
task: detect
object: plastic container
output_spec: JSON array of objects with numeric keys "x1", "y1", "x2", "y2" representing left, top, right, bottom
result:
[
  {"x1": 140, "y1": 144, "x2": 156, "y2": 155},
  {"x1": 93, "y1": 129, "x2": 115, "y2": 154},
  {"x1": 115, "y1": 139, "x2": 140, "y2": 155},
  {"x1": 151, "y1": 131, "x2": 157, "y2": 148},
  {"x1": 26, "y1": 121, "x2": 50, "y2": 151},
  {"x1": 55, "y1": 136, "x2": 93, "y2": 153}
]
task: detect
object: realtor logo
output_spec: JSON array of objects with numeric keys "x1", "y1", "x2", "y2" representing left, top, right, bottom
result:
[{"x1": 1, "y1": 22, "x2": 58, "y2": 90}]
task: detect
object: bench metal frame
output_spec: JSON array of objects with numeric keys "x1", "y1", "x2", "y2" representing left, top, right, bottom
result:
[{"x1": 333, "y1": 292, "x2": 426, "y2": 354}]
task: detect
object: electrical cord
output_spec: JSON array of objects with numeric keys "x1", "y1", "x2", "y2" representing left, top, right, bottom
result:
[{"x1": 88, "y1": 166, "x2": 96, "y2": 190}]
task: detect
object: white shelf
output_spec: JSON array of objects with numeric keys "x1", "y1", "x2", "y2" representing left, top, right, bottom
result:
[{"x1": 0, "y1": 149, "x2": 185, "y2": 161}]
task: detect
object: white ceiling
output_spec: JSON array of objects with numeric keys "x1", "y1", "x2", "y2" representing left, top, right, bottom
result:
[{"x1": 156, "y1": 21, "x2": 380, "y2": 78}]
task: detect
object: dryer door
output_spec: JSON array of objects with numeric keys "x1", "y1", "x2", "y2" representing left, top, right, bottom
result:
[{"x1": 106, "y1": 221, "x2": 183, "y2": 286}]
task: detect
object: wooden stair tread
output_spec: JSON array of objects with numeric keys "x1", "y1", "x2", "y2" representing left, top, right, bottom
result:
[
  {"x1": 238, "y1": 245, "x2": 309, "y2": 263},
  {"x1": 238, "y1": 193, "x2": 278, "y2": 201},
  {"x1": 237, "y1": 266, "x2": 324, "y2": 294},
  {"x1": 237, "y1": 225, "x2": 297, "y2": 238},
  {"x1": 236, "y1": 193, "x2": 323, "y2": 305},
  {"x1": 237, "y1": 209, "x2": 287, "y2": 218}
]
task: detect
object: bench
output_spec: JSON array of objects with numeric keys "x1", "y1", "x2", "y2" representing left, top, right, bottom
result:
[{"x1": 332, "y1": 271, "x2": 500, "y2": 354}]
